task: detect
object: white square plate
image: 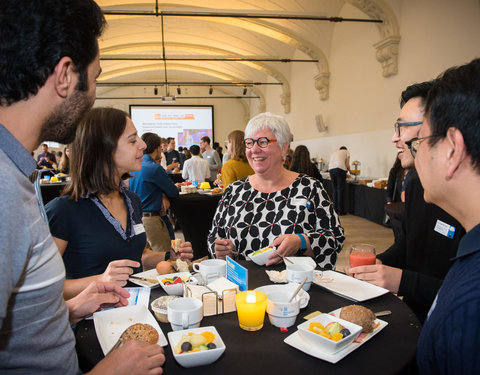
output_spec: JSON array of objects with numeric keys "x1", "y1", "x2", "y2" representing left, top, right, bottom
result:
[
  {"x1": 129, "y1": 268, "x2": 161, "y2": 288},
  {"x1": 312, "y1": 270, "x2": 388, "y2": 302},
  {"x1": 284, "y1": 308, "x2": 387, "y2": 363},
  {"x1": 93, "y1": 304, "x2": 168, "y2": 355}
]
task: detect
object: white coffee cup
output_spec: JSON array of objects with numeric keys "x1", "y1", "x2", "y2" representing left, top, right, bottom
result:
[
  {"x1": 193, "y1": 259, "x2": 226, "y2": 283},
  {"x1": 266, "y1": 292, "x2": 302, "y2": 328},
  {"x1": 167, "y1": 297, "x2": 203, "y2": 331},
  {"x1": 286, "y1": 263, "x2": 314, "y2": 291}
]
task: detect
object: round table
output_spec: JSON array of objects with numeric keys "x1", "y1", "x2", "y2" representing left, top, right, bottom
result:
[
  {"x1": 170, "y1": 192, "x2": 222, "y2": 259},
  {"x1": 75, "y1": 261, "x2": 420, "y2": 374}
]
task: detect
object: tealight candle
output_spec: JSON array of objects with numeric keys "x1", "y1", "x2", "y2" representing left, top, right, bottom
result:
[{"x1": 235, "y1": 291, "x2": 267, "y2": 331}]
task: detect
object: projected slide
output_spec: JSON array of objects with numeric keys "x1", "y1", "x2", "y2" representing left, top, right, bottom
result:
[{"x1": 130, "y1": 105, "x2": 214, "y2": 147}]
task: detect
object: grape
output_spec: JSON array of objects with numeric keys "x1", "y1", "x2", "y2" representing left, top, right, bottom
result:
[
  {"x1": 207, "y1": 343, "x2": 217, "y2": 349},
  {"x1": 340, "y1": 328, "x2": 351, "y2": 337},
  {"x1": 181, "y1": 341, "x2": 192, "y2": 352}
]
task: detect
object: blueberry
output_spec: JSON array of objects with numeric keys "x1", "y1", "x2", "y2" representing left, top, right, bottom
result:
[
  {"x1": 340, "y1": 328, "x2": 351, "y2": 337},
  {"x1": 207, "y1": 343, "x2": 217, "y2": 350},
  {"x1": 181, "y1": 342, "x2": 192, "y2": 352}
]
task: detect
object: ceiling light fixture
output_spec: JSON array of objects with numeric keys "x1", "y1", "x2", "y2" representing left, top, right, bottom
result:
[
  {"x1": 243, "y1": 87, "x2": 247, "y2": 95},
  {"x1": 177, "y1": 87, "x2": 181, "y2": 95},
  {"x1": 154, "y1": 86, "x2": 158, "y2": 95},
  {"x1": 209, "y1": 87, "x2": 213, "y2": 95}
]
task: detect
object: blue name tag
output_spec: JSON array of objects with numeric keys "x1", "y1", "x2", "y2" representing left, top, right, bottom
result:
[{"x1": 434, "y1": 219, "x2": 456, "y2": 239}]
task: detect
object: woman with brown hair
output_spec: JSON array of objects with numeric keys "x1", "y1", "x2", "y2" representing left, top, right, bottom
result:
[
  {"x1": 215, "y1": 130, "x2": 254, "y2": 189},
  {"x1": 46, "y1": 107, "x2": 193, "y2": 298},
  {"x1": 290, "y1": 145, "x2": 323, "y2": 182},
  {"x1": 57, "y1": 145, "x2": 71, "y2": 174}
]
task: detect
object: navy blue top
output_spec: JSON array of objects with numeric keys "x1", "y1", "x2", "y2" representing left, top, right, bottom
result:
[
  {"x1": 45, "y1": 189, "x2": 145, "y2": 278},
  {"x1": 417, "y1": 223, "x2": 480, "y2": 374},
  {"x1": 129, "y1": 154, "x2": 179, "y2": 212}
]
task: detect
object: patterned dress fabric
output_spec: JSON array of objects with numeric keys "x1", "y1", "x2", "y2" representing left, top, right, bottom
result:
[{"x1": 207, "y1": 174, "x2": 345, "y2": 269}]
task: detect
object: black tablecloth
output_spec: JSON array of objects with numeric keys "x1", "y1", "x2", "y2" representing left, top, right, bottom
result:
[
  {"x1": 323, "y1": 180, "x2": 387, "y2": 225},
  {"x1": 170, "y1": 193, "x2": 222, "y2": 259},
  {"x1": 40, "y1": 182, "x2": 67, "y2": 205},
  {"x1": 75, "y1": 261, "x2": 420, "y2": 374}
]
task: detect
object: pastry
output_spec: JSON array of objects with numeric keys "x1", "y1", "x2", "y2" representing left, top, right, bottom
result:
[{"x1": 339, "y1": 305, "x2": 376, "y2": 333}]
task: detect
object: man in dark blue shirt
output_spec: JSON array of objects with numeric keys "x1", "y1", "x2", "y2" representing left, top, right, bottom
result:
[
  {"x1": 414, "y1": 58, "x2": 480, "y2": 374},
  {"x1": 165, "y1": 137, "x2": 183, "y2": 170},
  {"x1": 130, "y1": 133, "x2": 179, "y2": 253}
]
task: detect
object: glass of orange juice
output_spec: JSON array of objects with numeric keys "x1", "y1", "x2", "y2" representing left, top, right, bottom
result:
[{"x1": 349, "y1": 244, "x2": 376, "y2": 268}]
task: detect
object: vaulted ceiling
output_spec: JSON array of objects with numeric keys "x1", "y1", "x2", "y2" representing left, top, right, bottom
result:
[{"x1": 96, "y1": 0, "x2": 400, "y2": 112}]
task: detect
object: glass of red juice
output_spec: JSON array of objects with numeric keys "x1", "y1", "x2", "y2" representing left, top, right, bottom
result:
[{"x1": 349, "y1": 244, "x2": 376, "y2": 268}]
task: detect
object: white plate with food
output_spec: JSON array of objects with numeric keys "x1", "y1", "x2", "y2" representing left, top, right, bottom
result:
[
  {"x1": 312, "y1": 270, "x2": 388, "y2": 302},
  {"x1": 284, "y1": 307, "x2": 387, "y2": 364},
  {"x1": 129, "y1": 268, "x2": 161, "y2": 288},
  {"x1": 93, "y1": 304, "x2": 168, "y2": 355}
]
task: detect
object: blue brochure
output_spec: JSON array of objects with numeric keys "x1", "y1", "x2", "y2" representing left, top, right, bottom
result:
[{"x1": 226, "y1": 256, "x2": 248, "y2": 291}]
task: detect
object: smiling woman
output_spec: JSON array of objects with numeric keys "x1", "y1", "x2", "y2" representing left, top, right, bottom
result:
[
  {"x1": 44, "y1": 107, "x2": 190, "y2": 299},
  {"x1": 208, "y1": 112, "x2": 345, "y2": 269}
]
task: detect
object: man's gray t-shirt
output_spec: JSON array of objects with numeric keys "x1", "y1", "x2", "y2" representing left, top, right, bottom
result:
[
  {"x1": 202, "y1": 149, "x2": 222, "y2": 179},
  {"x1": 0, "y1": 124, "x2": 77, "y2": 374}
]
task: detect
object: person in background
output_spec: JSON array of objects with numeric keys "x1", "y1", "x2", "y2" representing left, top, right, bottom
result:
[
  {"x1": 182, "y1": 144, "x2": 211, "y2": 183},
  {"x1": 0, "y1": 1, "x2": 164, "y2": 373},
  {"x1": 57, "y1": 145, "x2": 71, "y2": 174},
  {"x1": 222, "y1": 139, "x2": 231, "y2": 164},
  {"x1": 328, "y1": 146, "x2": 351, "y2": 215},
  {"x1": 213, "y1": 141, "x2": 224, "y2": 161},
  {"x1": 413, "y1": 58, "x2": 480, "y2": 374},
  {"x1": 215, "y1": 130, "x2": 254, "y2": 190},
  {"x1": 283, "y1": 148, "x2": 294, "y2": 169},
  {"x1": 56, "y1": 150, "x2": 63, "y2": 165},
  {"x1": 346, "y1": 81, "x2": 464, "y2": 324},
  {"x1": 37, "y1": 143, "x2": 57, "y2": 169},
  {"x1": 290, "y1": 145, "x2": 323, "y2": 182},
  {"x1": 385, "y1": 155, "x2": 409, "y2": 240},
  {"x1": 165, "y1": 137, "x2": 182, "y2": 171},
  {"x1": 183, "y1": 147, "x2": 192, "y2": 160},
  {"x1": 208, "y1": 113, "x2": 344, "y2": 267},
  {"x1": 46, "y1": 108, "x2": 193, "y2": 300},
  {"x1": 200, "y1": 136, "x2": 222, "y2": 181},
  {"x1": 130, "y1": 132, "x2": 186, "y2": 252}
]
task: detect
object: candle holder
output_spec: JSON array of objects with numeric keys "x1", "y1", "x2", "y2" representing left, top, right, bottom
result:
[{"x1": 235, "y1": 291, "x2": 267, "y2": 331}]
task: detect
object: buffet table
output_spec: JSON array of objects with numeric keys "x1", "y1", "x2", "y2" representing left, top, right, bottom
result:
[
  {"x1": 75, "y1": 261, "x2": 420, "y2": 374},
  {"x1": 323, "y1": 179, "x2": 387, "y2": 225},
  {"x1": 169, "y1": 192, "x2": 222, "y2": 259}
]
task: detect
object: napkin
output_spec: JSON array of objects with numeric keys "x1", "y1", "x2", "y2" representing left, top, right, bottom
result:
[{"x1": 265, "y1": 270, "x2": 287, "y2": 283}]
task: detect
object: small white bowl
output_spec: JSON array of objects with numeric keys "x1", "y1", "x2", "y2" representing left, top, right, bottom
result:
[
  {"x1": 248, "y1": 247, "x2": 275, "y2": 266},
  {"x1": 297, "y1": 313, "x2": 362, "y2": 354},
  {"x1": 168, "y1": 326, "x2": 226, "y2": 368},
  {"x1": 157, "y1": 272, "x2": 191, "y2": 296},
  {"x1": 255, "y1": 284, "x2": 310, "y2": 309}
]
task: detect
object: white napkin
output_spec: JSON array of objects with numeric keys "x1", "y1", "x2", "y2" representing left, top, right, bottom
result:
[{"x1": 265, "y1": 270, "x2": 287, "y2": 283}]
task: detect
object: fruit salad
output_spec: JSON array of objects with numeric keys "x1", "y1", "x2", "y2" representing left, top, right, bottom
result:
[
  {"x1": 307, "y1": 321, "x2": 351, "y2": 342},
  {"x1": 161, "y1": 276, "x2": 189, "y2": 285},
  {"x1": 174, "y1": 332, "x2": 217, "y2": 354}
]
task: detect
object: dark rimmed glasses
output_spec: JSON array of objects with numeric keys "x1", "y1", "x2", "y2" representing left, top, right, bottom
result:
[
  {"x1": 394, "y1": 121, "x2": 423, "y2": 137},
  {"x1": 405, "y1": 135, "x2": 437, "y2": 157},
  {"x1": 244, "y1": 137, "x2": 277, "y2": 149}
]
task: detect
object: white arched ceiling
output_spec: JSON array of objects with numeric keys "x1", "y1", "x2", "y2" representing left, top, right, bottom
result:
[{"x1": 96, "y1": 0, "x2": 400, "y2": 112}]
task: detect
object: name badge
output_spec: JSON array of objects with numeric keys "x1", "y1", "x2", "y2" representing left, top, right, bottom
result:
[
  {"x1": 434, "y1": 219, "x2": 456, "y2": 239},
  {"x1": 133, "y1": 223, "x2": 146, "y2": 236},
  {"x1": 290, "y1": 198, "x2": 307, "y2": 207}
]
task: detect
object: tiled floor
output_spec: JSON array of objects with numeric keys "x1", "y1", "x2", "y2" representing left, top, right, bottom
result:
[{"x1": 176, "y1": 213, "x2": 395, "y2": 268}]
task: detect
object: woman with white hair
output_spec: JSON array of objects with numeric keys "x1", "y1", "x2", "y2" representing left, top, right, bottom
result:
[{"x1": 207, "y1": 112, "x2": 344, "y2": 268}]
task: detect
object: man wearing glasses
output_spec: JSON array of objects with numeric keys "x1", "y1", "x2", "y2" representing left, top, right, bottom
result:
[
  {"x1": 347, "y1": 81, "x2": 464, "y2": 323},
  {"x1": 415, "y1": 58, "x2": 480, "y2": 375}
]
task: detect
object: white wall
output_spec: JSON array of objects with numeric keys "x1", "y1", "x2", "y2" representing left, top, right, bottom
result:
[{"x1": 286, "y1": 0, "x2": 480, "y2": 178}]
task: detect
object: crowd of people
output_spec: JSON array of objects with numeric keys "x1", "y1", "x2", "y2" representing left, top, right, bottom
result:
[{"x1": 1, "y1": 1, "x2": 479, "y2": 374}]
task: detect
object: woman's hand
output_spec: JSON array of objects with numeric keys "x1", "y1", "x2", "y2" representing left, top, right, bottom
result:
[
  {"x1": 214, "y1": 238, "x2": 235, "y2": 260},
  {"x1": 266, "y1": 234, "x2": 304, "y2": 266},
  {"x1": 172, "y1": 241, "x2": 194, "y2": 261},
  {"x1": 100, "y1": 260, "x2": 140, "y2": 286}
]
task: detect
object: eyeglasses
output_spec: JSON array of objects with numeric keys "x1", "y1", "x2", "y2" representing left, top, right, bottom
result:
[
  {"x1": 405, "y1": 135, "x2": 437, "y2": 157},
  {"x1": 394, "y1": 121, "x2": 423, "y2": 137},
  {"x1": 244, "y1": 137, "x2": 277, "y2": 149}
]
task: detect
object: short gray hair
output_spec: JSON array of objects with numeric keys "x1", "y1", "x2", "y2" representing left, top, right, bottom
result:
[{"x1": 244, "y1": 112, "x2": 293, "y2": 149}]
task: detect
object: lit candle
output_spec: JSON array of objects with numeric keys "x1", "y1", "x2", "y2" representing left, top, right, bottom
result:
[{"x1": 235, "y1": 291, "x2": 267, "y2": 331}]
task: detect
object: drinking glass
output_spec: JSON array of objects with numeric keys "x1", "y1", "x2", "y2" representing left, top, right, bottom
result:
[{"x1": 349, "y1": 244, "x2": 376, "y2": 268}]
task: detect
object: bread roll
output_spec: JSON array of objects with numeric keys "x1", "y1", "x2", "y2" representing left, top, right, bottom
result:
[{"x1": 339, "y1": 305, "x2": 376, "y2": 333}]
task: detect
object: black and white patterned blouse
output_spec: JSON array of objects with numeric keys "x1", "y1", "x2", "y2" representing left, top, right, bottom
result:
[{"x1": 207, "y1": 174, "x2": 345, "y2": 269}]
